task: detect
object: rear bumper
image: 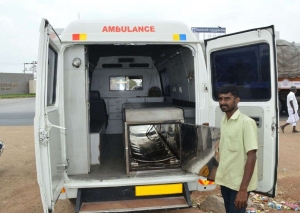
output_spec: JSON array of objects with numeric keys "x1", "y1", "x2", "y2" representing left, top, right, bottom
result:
[{"x1": 60, "y1": 174, "x2": 216, "y2": 199}]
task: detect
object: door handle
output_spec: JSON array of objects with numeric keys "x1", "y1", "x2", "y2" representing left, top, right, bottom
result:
[{"x1": 46, "y1": 120, "x2": 66, "y2": 130}]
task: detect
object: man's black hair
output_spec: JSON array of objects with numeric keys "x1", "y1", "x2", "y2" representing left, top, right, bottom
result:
[{"x1": 218, "y1": 84, "x2": 240, "y2": 98}]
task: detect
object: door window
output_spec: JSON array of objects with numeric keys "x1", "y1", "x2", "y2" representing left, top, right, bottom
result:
[
  {"x1": 211, "y1": 43, "x2": 271, "y2": 101},
  {"x1": 47, "y1": 46, "x2": 58, "y2": 106}
]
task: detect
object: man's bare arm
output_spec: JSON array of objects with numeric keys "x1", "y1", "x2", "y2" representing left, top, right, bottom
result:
[
  {"x1": 234, "y1": 150, "x2": 257, "y2": 209},
  {"x1": 290, "y1": 100, "x2": 295, "y2": 113}
]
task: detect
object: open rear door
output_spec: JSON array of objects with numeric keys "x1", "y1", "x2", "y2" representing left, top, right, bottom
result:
[
  {"x1": 34, "y1": 19, "x2": 65, "y2": 212},
  {"x1": 205, "y1": 26, "x2": 278, "y2": 197}
]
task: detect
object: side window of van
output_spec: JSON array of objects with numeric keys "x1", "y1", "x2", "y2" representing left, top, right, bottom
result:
[
  {"x1": 211, "y1": 43, "x2": 271, "y2": 101},
  {"x1": 47, "y1": 46, "x2": 58, "y2": 106}
]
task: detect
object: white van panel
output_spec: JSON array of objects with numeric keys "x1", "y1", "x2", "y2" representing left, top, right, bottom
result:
[
  {"x1": 127, "y1": 97, "x2": 145, "y2": 103},
  {"x1": 156, "y1": 47, "x2": 195, "y2": 102},
  {"x1": 91, "y1": 56, "x2": 161, "y2": 98},
  {"x1": 91, "y1": 68, "x2": 160, "y2": 98},
  {"x1": 64, "y1": 45, "x2": 89, "y2": 175},
  {"x1": 108, "y1": 98, "x2": 126, "y2": 106},
  {"x1": 145, "y1": 97, "x2": 164, "y2": 102},
  {"x1": 59, "y1": 20, "x2": 198, "y2": 43}
]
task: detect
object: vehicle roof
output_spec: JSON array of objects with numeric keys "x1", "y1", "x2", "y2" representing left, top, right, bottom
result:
[{"x1": 59, "y1": 19, "x2": 198, "y2": 43}]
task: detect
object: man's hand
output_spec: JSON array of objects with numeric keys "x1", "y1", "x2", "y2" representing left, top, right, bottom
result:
[
  {"x1": 235, "y1": 189, "x2": 248, "y2": 209},
  {"x1": 236, "y1": 150, "x2": 257, "y2": 209}
]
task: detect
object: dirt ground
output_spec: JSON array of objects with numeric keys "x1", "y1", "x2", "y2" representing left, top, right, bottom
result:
[{"x1": 0, "y1": 121, "x2": 299, "y2": 213}]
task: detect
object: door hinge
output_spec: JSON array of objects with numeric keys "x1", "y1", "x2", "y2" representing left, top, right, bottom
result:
[
  {"x1": 204, "y1": 84, "x2": 208, "y2": 92},
  {"x1": 46, "y1": 26, "x2": 51, "y2": 35},
  {"x1": 271, "y1": 122, "x2": 276, "y2": 131},
  {"x1": 57, "y1": 160, "x2": 69, "y2": 172},
  {"x1": 39, "y1": 129, "x2": 48, "y2": 146}
]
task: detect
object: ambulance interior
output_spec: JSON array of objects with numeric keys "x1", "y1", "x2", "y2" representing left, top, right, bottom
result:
[{"x1": 64, "y1": 44, "x2": 208, "y2": 180}]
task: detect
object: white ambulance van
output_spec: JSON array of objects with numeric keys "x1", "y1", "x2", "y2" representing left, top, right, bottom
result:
[{"x1": 34, "y1": 18, "x2": 278, "y2": 213}]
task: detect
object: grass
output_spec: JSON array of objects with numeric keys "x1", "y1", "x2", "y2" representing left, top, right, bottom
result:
[{"x1": 0, "y1": 93, "x2": 36, "y2": 99}]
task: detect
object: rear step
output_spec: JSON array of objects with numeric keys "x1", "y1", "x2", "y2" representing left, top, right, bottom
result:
[{"x1": 75, "y1": 183, "x2": 192, "y2": 213}]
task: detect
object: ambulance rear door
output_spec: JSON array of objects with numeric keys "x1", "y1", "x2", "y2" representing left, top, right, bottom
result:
[
  {"x1": 205, "y1": 26, "x2": 278, "y2": 197},
  {"x1": 34, "y1": 18, "x2": 65, "y2": 213}
]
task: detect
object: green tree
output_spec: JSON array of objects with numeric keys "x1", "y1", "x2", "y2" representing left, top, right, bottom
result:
[{"x1": 129, "y1": 80, "x2": 137, "y2": 89}]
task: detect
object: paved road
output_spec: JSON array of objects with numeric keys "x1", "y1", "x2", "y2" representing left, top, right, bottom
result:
[
  {"x1": 0, "y1": 98, "x2": 35, "y2": 126},
  {"x1": 0, "y1": 97, "x2": 289, "y2": 126}
]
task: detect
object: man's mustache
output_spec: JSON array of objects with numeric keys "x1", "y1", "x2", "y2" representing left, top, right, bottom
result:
[{"x1": 220, "y1": 105, "x2": 228, "y2": 108}]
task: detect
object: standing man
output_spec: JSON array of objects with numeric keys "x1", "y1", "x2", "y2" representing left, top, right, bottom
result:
[
  {"x1": 215, "y1": 84, "x2": 258, "y2": 213},
  {"x1": 280, "y1": 86, "x2": 299, "y2": 133},
  {"x1": 0, "y1": 139, "x2": 4, "y2": 157}
]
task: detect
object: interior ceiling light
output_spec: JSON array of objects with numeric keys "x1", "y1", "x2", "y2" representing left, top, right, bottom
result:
[{"x1": 72, "y1": 57, "x2": 81, "y2": 68}]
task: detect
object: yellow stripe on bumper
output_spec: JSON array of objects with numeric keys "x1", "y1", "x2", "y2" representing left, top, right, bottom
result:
[{"x1": 135, "y1": 183, "x2": 183, "y2": 196}]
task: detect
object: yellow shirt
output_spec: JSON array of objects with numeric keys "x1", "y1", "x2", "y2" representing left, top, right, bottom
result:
[{"x1": 215, "y1": 109, "x2": 258, "y2": 191}]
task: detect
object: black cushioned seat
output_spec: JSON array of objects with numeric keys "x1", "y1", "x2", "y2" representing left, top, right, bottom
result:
[{"x1": 89, "y1": 90, "x2": 108, "y2": 133}]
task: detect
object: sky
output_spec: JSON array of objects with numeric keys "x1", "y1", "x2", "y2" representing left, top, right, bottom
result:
[{"x1": 0, "y1": 0, "x2": 299, "y2": 73}]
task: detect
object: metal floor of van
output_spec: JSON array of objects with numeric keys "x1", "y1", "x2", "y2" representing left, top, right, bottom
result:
[
  {"x1": 69, "y1": 134, "x2": 187, "y2": 181},
  {"x1": 69, "y1": 134, "x2": 127, "y2": 180}
]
